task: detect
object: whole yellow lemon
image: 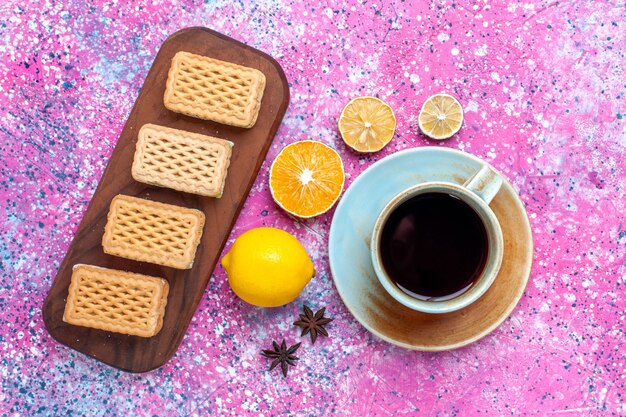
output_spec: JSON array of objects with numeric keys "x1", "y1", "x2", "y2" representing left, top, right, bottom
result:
[{"x1": 221, "y1": 227, "x2": 315, "y2": 307}]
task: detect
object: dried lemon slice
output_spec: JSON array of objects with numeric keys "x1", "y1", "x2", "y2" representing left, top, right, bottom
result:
[
  {"x1": 269, "y1": 140, "x2": 345, "y2": 218},
  {"x1": 338, "y1": 96, "x2": 396, "y2": 152},
  {"x1": 418, "y1": 93, "x2": 464, "y2": 140}
]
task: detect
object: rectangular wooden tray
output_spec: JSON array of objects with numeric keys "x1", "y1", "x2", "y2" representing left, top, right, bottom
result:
[{"x1": 42, "y1": 27, "x2": 290, "y2": 372}]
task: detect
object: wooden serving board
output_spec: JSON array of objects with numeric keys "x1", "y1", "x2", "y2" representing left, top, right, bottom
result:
[{"x1": 42, "y1": 27, "x2": 290, "y2": 372}]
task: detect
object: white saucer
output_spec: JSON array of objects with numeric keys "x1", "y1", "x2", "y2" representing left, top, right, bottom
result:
[{"x1": 329, "y1": 147, "x2": 533, "y2": 351}]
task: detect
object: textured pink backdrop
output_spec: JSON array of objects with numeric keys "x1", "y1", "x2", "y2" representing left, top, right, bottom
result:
[{"x1": 1, "y1": 1, "x2": 625, "y2": 416}]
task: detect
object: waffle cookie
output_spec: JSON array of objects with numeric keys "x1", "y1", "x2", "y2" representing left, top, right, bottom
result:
[
  {"x1": 102, "y1": 195, "x2": 205, "y2": 269},
  {"x1": 63, "y1": 264, "x2": 169, "y2": 337},
  {"x1": 163, "y1": 51, "x2": 266, "y2": 128},
  {"x1": 132, "y1": 124, "x2": 233, "y2": 198}
]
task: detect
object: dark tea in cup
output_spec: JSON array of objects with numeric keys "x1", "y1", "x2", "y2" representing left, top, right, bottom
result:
[
  {"x1": 378, "y1": 192, "x2": 488, "y2": 300},
  {"x1": 371, "y1": 166, "x2": 504, "y2": 314}
]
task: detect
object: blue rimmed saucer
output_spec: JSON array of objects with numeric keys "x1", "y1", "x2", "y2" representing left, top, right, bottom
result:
[{"x1": 329, "y1": 147, "x2": 533, "y2": 351}]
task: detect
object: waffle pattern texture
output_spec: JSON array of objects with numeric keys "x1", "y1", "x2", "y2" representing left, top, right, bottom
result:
[
  {"x1": 132, "y1": 124, "x2": 233, "y2": 197},
  {"x1": 63, "y1": 264, "x2": 169, "y2": 337},
  {"x1": 102, "y1": 195, "x2": 205, "y2": 269},
  {"x1": 163, "y1": 51, "x2": 266, "y2": 128}
]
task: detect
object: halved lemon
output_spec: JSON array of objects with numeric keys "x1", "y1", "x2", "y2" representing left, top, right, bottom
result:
[
  {"x1": 269, "y1": 140, "x2": 345, "y2": 218},
  {"x1": 418, "y1": 93, "x2": 464, "y2": 140},
  {"x1": 338, "y1": 96, "x2": 396, "y2": 152}
]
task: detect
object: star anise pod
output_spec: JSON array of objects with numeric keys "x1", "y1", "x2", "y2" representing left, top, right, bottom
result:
[
  {"x1": 261, "y1": 339, "x2": 301, "y2": 377},
  {"x1": 293, "y1": 305, "x2": 333, "y2": 344}
]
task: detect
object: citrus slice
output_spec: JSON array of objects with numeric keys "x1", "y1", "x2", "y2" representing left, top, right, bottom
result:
[
  {"x1": 418, "y1": 93, "x2": 464, "y2": 140},
  {"x1": 338, "y1": 96, "x2": 396, "y2": 152},
  {"x1": 269, "y1": 140, "x2": 345, "y2": 218}
]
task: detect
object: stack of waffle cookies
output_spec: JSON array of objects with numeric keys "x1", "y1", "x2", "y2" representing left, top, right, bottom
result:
[{"x1": 63, "y1": 51, "x2": 266, "y2": 338}]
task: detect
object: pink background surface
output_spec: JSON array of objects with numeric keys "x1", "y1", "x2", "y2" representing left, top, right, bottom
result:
[{"x1": 1, "y1": 1, "x2": 625, "y2": 415}]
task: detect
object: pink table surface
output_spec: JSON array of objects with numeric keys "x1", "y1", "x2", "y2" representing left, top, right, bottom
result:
[{"x1": 1, "y1": 1, "x2": 625, "y2": 416}]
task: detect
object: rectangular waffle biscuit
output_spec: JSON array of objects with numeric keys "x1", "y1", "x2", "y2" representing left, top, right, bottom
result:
[
  {"x1": 102, "y1": 195, "x2": 205, "y2": 269},
  {"x1": 63, "y1": 264, "x2": 169, "y2": 337},
  {"x1": 132, "y1": 124, "x2": 233, "y2": 198},
  {"x1": 163, "y1": 51, "x2": 266, "y2": 128}
]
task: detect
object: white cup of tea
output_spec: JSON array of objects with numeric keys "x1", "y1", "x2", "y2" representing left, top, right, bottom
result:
[{"x1": 370, "y1": 165, "x2": 504, "y2": 314}]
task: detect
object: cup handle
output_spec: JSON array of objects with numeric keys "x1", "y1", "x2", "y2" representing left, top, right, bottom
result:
[{"x1": 463, "y1": 165, "x2": 503, "y2": 205}]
